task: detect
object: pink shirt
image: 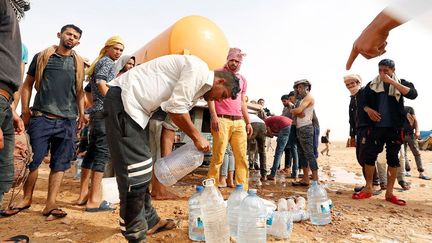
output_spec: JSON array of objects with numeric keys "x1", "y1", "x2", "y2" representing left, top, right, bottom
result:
[
  {"x1": 265, "y1": 116, "x2": 292, "y2": 134},
  {"x1": 214, "y1": 70, "x2": 247, "y2": 116}
]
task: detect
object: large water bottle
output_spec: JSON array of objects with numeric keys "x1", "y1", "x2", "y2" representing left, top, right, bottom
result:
[
  {"x1": 188, "y1": 185, "x2": 205, "y2": 241},
  {"x1": 154, "y1": 141, "x2": 204, "y2": 186},
  {"x1": 227, "y1": 184, "x2": 248, "y2": 237},
  {"x1": 199, "y1": 179, "x2": 230, "y2": 243},
  {"x1": 307, "y1": 180, "x2": 332, "y2": 225},
  {"x1": 267, "y1": 211, "x2": 293, "y2": 239},
  {"x1": 238, "y1": 189, "x2": 267, "y2": 243}
]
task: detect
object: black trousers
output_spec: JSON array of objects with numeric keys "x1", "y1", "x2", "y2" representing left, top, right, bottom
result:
[{"x1": 104, "y1": 87, "x2": 159, "y2": 243}]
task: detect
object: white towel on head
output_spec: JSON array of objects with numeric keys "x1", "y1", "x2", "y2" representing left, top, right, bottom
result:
[{"x1": 369, "y1": 73, "x2": 402, "y2": 101}]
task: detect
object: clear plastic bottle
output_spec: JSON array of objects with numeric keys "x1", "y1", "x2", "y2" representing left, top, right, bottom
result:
[
  {"x1": 154, "y1": 141, "x2": 204, "y2": 186},
  {"x1": 307, "y1": 180, "x2": 332, "y2": 225},
  {"x1": 267, "y1": 211, "x2": 293, "y2": 239},
  {"x1": 189, "y1": 185, "x2": 205, "y2": 241},
  {"x1": 238, "y1": 189, "x2": 267, "y2": 243},
  {"x1": 227, "y1": 184, "x2": 248, "y2": 237},
  {"x1": 199, "y1": 179, "x2": 230, "y2": 243}
]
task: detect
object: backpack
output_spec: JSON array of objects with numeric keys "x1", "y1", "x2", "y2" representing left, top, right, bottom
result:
[{"x1": 12, "y1": 132, "x2": 33, "y2": 188}]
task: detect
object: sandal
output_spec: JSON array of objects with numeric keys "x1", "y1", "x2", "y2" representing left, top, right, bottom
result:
[
  {"x1": 352, "y1": 191, "x2": 372, "y2": 199},
  {"x1": 42, "y1": 208, "x2": 67, "y2": 218},
  {"x1": 398, "y1": 181, "x2": 411, "y2": 191},
  {"x1": 0, "y1": 205, "x2": 31, "y2": 217},
  {"x1": 2, "y1": 234, "x2": 29, "y2": 243},
  {"x1": 385, "y1": 195, "x2": 406, "y2": 206},
  {"x1": 292, "y1": 181, "x2": 309, "y2": 187}
]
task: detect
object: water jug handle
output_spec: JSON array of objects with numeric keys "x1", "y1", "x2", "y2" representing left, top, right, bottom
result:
[{"x1": 202, "y1": 178, "x2": 215, "y2": 187}]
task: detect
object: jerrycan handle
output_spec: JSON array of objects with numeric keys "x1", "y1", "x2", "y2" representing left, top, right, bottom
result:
[{"x1": 202, "y1": 178, "x2": 215, "y2": 187}]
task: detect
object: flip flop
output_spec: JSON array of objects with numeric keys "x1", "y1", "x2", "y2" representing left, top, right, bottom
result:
[
  {"x1": 353, "y1": 186, "x2": 364, "y2": 193},
  {"x1": 147, "y1": 219, "x2": 177, "y2": 235},
  {"x1": 292, "y1": 181, "x2": 309, "y2": 187},
  {"x1": 419, "y1": 175, "x2": 431, "y2": 180},
  {"x1": 352, "y1": 191, "x2": 372, "y2": 199},
  {"x1": 2, "y1": 234, "x2": 29, "y2": 243},
  {"x1": 76, "y1": 199, "x2": 88, "y2": 206},
  {"x1": 0, "y1": 205, "x2": 31, "y2": 217},
  {"x1": 42, "y1": 208, "x2": 67, "y2": 218},
  {"x1": 85, "y1": 200, "x2": 115, "y2": 212},
  {"x1": 385, "y1": 195, "x2": 406, "y2": 206}
]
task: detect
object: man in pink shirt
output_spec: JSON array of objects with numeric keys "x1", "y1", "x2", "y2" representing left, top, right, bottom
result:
[
  {"x1": 207, "y1": 48, "x2": 252, "y2": 190},
  {"x1": 264, "y1": 116, "x2": 292, "y2": 180}
]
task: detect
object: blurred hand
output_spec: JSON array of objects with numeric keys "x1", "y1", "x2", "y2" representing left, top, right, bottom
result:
[
  {"x1": 21, "y1": 110, "x2": 32, "y2": 129},
  {"x1": 365, "y1": 107, "x2": 381, "y2": 122},
  {"x1": 77, "y1": 114, "x2": 89, "y2": 130},
  {"x1": 12, "y1": 110, "x2": 24, "y2": 134},
  {"x1": 246, "y1": 123, "x2": 253, "y2": 138},
  {"x1": 0, "y1": 128, "x2": 4, "y2": 150},
  {"x1": 194, "y1": 136, "x2": 210, "y2": 153},
  {"x1": 346, "y1": 27, "x2": 389, "y2": 70},
  {"x1": 211, "y1": 117, "x2": 219, "y2": 132}
]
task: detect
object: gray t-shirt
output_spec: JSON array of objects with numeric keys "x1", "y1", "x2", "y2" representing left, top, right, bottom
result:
[
  {"x1": 0, "y1": 0, "x2": 22, "y2": 95},
  {"x1": 28, "y1": 53, "x2": 77, "y2": 119}
]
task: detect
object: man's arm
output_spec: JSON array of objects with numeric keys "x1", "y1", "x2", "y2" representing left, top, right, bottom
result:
[
  {"x1": 208, "y1": 100, "x2": 219, "y2": 132},
  {"x1": 291, "y1": 94, "x2": 313, "y2": 115},
  {"x1": 96, "y1": 80, "x2": 109, "y2": 97},
  {"x1": 241, "y1": 94, "x2": 253, "y2": 137},
  {"x1": 21, "y1": 74, "x2": 35, "y2": 127},
  {"x1": 168, "y1": 112, "x2": 209, "y2": 152},
  {"x1": 76, "y1": 83, "x2": 88, "y2": 130}
]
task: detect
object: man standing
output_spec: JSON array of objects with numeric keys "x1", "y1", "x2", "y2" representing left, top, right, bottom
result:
[
  {"x1": 76, "y1": 36, "x2": 124, "y2": 211},
  {"x1": 291, "y1": 79, "x2": 319, "y2": 186},
  {"x1": 9, "y1": 25, "x2": 86, "y2": 218},
  {"x1": 0, "y1": 0, "x2": 25, "y2": 208},
  {"x1": 207, "y1": 48, "x2": 252, "y2": 189},
  {"x1": 402, "y1": 106, "x2": 430, "y2": 180},
  {"x1": 353, "y1": 59, "x2": 417, "y2": 206},
  {"x1": 104, "y1": 54, "x2": 240, "y2": 242},
  {"x1": 281, "y1": 92, "x2": 299, "y2": 178}
]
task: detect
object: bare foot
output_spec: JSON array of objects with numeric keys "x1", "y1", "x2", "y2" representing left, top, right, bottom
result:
[
  {"x1": 151, "y1": 190, "x2": 180, "y2": 200},
  {"x1": 146, "y1": 218, "x2": 176, "y2": 235},
  {"x1": 73, "y1": 196, "x2": 88, "y2": 205}
]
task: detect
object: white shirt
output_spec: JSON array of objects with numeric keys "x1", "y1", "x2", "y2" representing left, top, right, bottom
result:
[
  {"x1": 109, "y1": 55, "x2": 214, "y2": 129},
  {"x1": 249, "y1": 113, "x2": 265, "y2": 124}
]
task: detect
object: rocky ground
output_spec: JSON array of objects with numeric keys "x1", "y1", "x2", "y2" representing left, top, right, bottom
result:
[{"x1": 1, "y1": 141, "x2": 432, "y2": 242}]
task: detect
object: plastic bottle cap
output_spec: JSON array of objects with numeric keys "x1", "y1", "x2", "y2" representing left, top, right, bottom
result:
[
  {"x1": 202, "y1": 178, "x2": 215, "y2": 187},
  {"x1": 235, "y1": 184, "x2": 243, "y2": 190},
  {"x1": 196, "y1": 185, "x2": 204, "y2": 192},
  {"x1": 311, "y1": 180, "x2": 318, "y2": 186},
  {"x1": 248, "y1": 189, "x2": 257, "y2": 195}
]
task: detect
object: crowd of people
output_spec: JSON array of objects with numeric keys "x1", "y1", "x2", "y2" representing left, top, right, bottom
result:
[{"x1": 0, "y1": 1, "x2": 431, "y2": 242}]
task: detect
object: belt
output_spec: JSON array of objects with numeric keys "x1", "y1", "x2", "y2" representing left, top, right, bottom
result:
[
  {"x1": 0, "y1": 88, "x2": 12, "y2": 102},
  {"x1": 217, "y1": 114, "x2": 243, "y2": 120},
  {"x1": 32, "y1": 110, "x2": 64, "y2": 119}
]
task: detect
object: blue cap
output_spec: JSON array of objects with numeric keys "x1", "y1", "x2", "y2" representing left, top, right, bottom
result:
[
  {"x1": 235, "y1": 184, "x2": 243, "y2": 190},
  {"x1": 196, "y1": 185, "x2": 204, "y2": 192},
  {"x1": 248, "y1": 189, "x2": 257, "y2": 195}
]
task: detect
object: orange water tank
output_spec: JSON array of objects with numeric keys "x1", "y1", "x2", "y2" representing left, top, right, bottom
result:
[{"x1": 133, "y1": 15, "x2": 229, "y2": 70}]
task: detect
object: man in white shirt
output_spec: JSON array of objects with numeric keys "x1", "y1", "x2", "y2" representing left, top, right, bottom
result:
[{"x1": 104, "y1": 54, "x2": 240, "y2": 242}]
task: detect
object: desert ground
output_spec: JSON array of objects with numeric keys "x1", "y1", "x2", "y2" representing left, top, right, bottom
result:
[{"x1": 1, "y1": 141, "x2": 432, "y2": 242}]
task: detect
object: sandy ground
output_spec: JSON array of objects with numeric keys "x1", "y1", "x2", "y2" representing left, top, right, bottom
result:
[{"x1": 1, "y1": 141, "x2": 432, "y2": 242}]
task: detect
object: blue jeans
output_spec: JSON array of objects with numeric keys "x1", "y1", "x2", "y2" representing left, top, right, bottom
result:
[
  {"x1": 284, "y1": 125, "x2": 299, "y2": 177},
  {"x1": 221, "y1": 144, "x2": 235, "y2": 176},
  {"x1": 270, "y1": 126, "x2": 291, "y2": 177},
  {"x1": 0, "y1": 96, "x2": 14, "y2": 200},
  {"x1": 313, "y1": 127, "x2": 320, "y2": 159}
]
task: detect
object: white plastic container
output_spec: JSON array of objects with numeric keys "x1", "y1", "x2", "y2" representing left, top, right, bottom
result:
[
  {"x1": 199, "y1": 179, "x2": 230, "y2": 243},
  {"x1": 227, "y1": 184, "x2": 248, "y2": 237},
  {"x1": 101, "y1": 177, "x2": 119, "y2": 204},
  {"x1": 188, "y1": 186, "x2": 205, "y2": 241},
  {"x1": 276, "y1": 198, "x2": 288, "y2": 211},
  {"x1": 267, "y1": 211, "x2": 293, "y2": 239},
  {"x1": 154, "y1": 141, "x2": 204, "y2": 186},
  {"x1": 238, "y1": 189, "x2": 267, "y2": 243},
  {"x1": 307, "y1": 180, "x2": 332, "y2": 225}
]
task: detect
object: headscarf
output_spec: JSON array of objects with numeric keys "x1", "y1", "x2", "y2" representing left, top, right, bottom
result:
[
  {"x1": 343, "y1": 74, "x2": 362, "y2": 96},
  {"x1": 224, "y1": 47, "x2": 246, "y2": 73},
  {"x1": 86, "y1": 35, "x2": 124, "y2": 77},
  {"x1": 9, "y1": 0, "x2": 30, "y2": 21},
  {"x1": 114, "y1": 55, "x2": 135, "y2": 76}
]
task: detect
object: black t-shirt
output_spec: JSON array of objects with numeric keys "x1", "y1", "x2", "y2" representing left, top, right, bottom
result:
[
  {"x1": 28, "y1": 53, "x2": 77, "y2": 118},
  {"x1": 403, "y1": 106, "x2": 415, "y2": 135}
]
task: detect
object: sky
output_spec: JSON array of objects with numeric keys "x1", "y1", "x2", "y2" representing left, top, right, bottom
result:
[{"x1": 19, "y1": 0, "x2": 432, "y2": 140}]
